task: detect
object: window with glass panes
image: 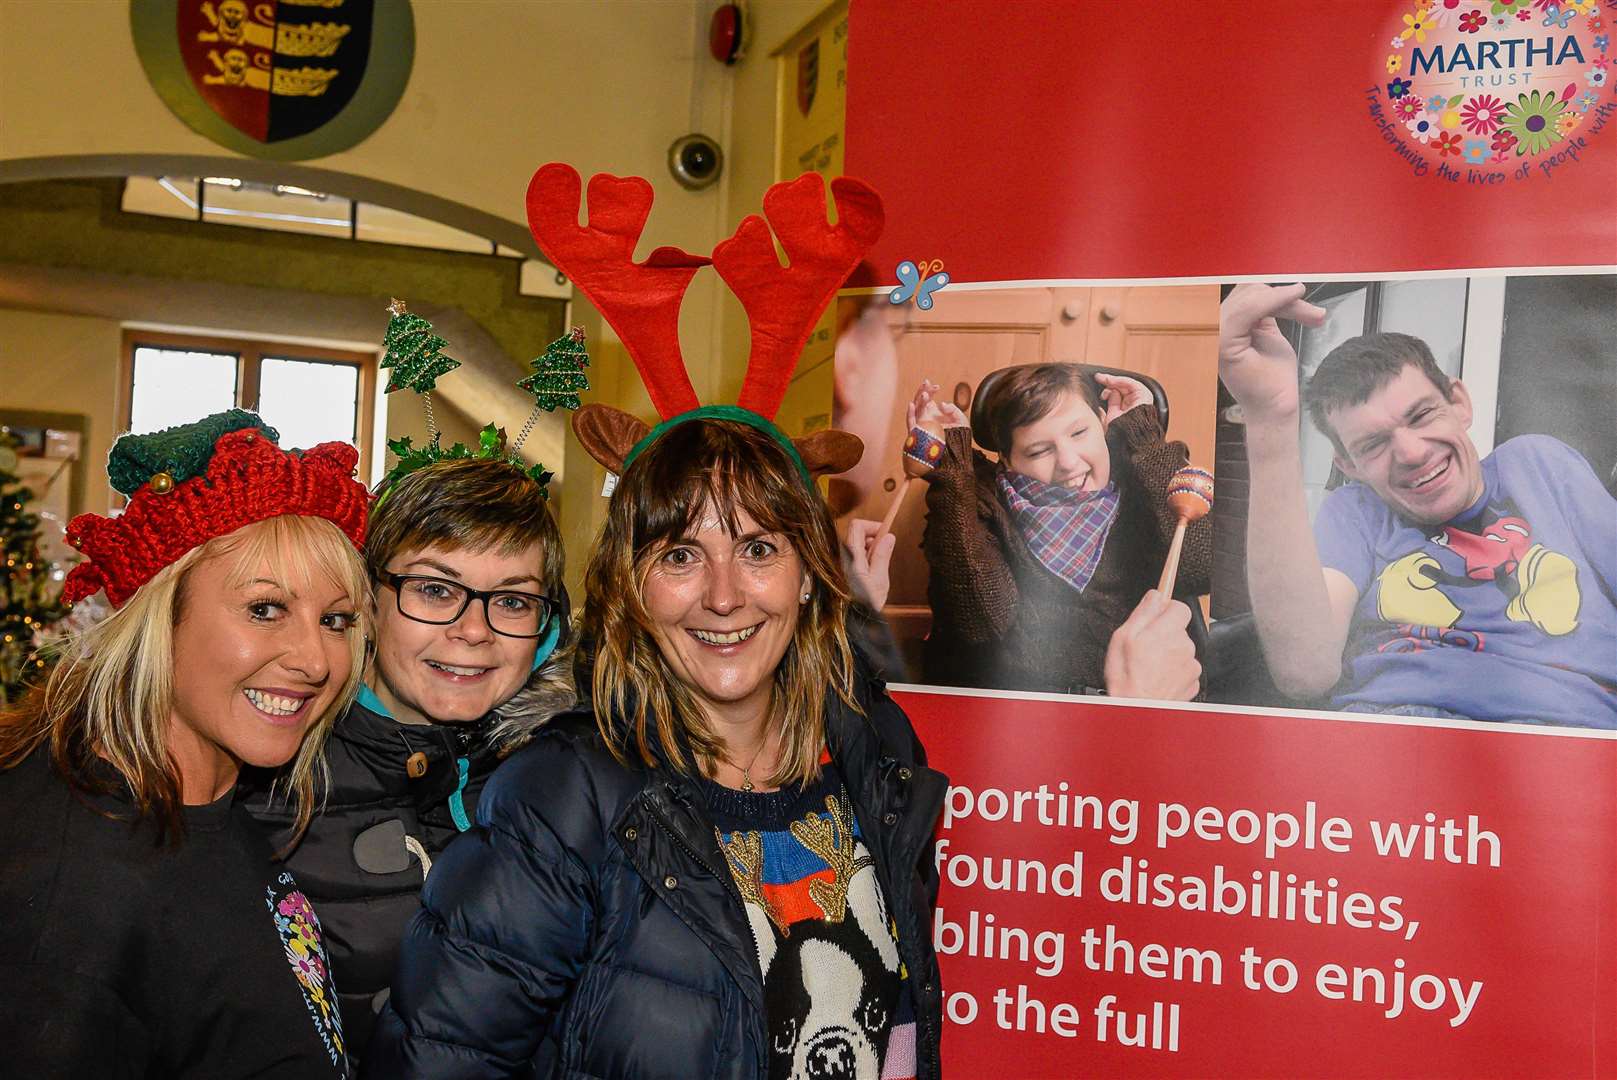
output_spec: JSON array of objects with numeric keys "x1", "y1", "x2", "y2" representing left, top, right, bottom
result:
[{"x1": 121, "y1": 330, "x2": 375, "y2": 480}]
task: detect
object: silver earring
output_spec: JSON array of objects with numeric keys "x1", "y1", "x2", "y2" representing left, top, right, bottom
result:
[{"x1": 800, "y1": 592, "x2": 811, "y2": 603}]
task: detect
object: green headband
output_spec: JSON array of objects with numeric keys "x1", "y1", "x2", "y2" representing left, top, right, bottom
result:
[{"x1": 621, "y1": 404, "x2": 813, "y2": 487}]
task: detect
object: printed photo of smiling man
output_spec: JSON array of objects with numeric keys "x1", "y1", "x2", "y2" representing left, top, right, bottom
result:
[{"x1": 1211, "y1": 277, "x2": 1617, "y2": 729}]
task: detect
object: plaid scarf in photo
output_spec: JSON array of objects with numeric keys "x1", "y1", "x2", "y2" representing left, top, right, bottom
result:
[{"x1": 995, "y1": 467, "x2": 1121, "y2": 594}]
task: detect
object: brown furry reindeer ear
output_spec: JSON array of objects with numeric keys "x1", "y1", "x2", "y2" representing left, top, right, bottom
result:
[
  {"x1": 793, "y1": 429, "x2": 864, "y2": 478},
  {"x1": 571, "y1": 403, "x2": 651, "y2": 476}
]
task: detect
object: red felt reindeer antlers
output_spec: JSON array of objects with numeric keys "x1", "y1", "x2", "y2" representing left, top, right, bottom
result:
[
  {"x1": 528, "y1": 163, "x2": 883, "y2": 421},
  {"x1": 712, "y1": 173, "x2": 884, "y2": 418},
  {"x1": 526, "y1": 161, "x2": 883, "y2": 479},
  {"x1": 526, "y1": 164, "x2": 710, "y2": 419}
]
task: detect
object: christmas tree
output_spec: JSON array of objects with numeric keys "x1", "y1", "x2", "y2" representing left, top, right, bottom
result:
[
  {"x1": 380, "y1": 299, "x2": 461, "y2": 394},
  {"x1": 518, "y1": 326, "x2": 591, "y2": 412},
  {"x1": 0, "y1": 436, "x2": 68, "y2": 704}
]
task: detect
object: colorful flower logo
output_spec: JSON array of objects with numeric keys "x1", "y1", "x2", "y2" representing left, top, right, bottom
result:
[
  {"x1": 1461, "y1": 93, "x2": 1506, "y2": 132},
  {"x1": 266, "y1": 878, "x2": 345, "y2": 1071},
  {"x1": 1368, "y1": 2, "x2": 1611, "y2": 182},
  {"x1": 1501, "y1": 88, "x2": 1569, "y2": 153}
]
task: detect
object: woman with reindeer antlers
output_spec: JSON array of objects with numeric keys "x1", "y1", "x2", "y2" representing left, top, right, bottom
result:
[{"x1": 364, "y1": 165, "x2": 948, "y2": 1079}]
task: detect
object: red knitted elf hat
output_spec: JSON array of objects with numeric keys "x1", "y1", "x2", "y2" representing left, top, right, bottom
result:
[
  {"x1": 526, "y1": 162, "x2": 882, "y2": 480},
  {"x1": 63, "y1": 410, "x2": 368, "y2": 608}
]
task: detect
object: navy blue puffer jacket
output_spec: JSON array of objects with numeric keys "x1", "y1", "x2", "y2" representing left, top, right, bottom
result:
[{"x1": 363, "y1": 662, "x2": 948, "y2": 1080}]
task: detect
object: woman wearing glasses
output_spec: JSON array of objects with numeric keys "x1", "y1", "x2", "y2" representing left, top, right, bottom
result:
[{"x1": 244, "y1": 457, "x2": 575, "y2": 1065}]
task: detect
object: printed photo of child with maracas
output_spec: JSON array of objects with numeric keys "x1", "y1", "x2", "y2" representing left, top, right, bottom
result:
[{"x1": 894, "y1": 363, "x2": 1214, "y2": 699}]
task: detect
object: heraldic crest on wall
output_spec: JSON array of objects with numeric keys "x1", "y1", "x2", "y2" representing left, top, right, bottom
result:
[{"x1": 131, "y1": 0, "x2": 415, "y2": 159}]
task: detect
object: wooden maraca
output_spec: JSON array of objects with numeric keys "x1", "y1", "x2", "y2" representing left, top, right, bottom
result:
[
  {"x1": 874, "y1": 416, "x2": 947, "y2": 543},
  {"x1": 1157, "y1": 466, "x2": 1214, "y2": 597}
]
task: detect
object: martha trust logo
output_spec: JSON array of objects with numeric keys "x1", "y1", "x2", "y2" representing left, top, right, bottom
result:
[{"x1": 1366, "y1": 0, "x2": 1615, "y2": 182}]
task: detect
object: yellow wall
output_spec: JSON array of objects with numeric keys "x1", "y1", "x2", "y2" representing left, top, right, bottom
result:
[
  {"x1": 0, "y1": 0, "x2": 826, "y2": 404},
  {"x1": 0, "y1": 2, "x2": 723, "y2": 249},
  {"x1": 0, "y1": 0, "x2": 841, "y2": 598},
  {"x1": 0, "y1": 309, "x2": 123, "y2": 512}
]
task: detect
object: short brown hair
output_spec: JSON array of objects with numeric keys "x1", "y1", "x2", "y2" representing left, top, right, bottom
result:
[
  {"x1": 973, "y1": 363, "x2": 1104, "y2": 454},
  {"x1": 1305, "y1": 332, "x2": 1454, "y2": 456},
  {"x1": 366, "y1": 458, "x2": 568, "y2": 624},
  {"x1": 578, "y1": 419, "x2": 858, "y2": 788}
]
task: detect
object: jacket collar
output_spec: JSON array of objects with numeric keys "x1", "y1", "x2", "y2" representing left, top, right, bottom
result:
[
  {"x1": 335, "y1": 641, "x2": 577, "y2": 760},
  {"x1": 334, "y1": 695, "x2": 490, "y2": 756}
]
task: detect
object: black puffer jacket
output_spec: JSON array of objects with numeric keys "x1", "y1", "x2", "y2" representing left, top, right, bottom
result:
[
  {"x1": 243, "y1": 655, "x2": 575, "y2": 1062},
  {"x1": 363, "y1": 659, "x2": 949, "y2": 1080}
]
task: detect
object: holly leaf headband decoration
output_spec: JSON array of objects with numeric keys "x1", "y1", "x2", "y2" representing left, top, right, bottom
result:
[
  {"x1": 374, "y1": 300, "x2": 585, "y2": 505},
  {"x1": 375, "y1": 425, "x2": 555, "y2": 508}
]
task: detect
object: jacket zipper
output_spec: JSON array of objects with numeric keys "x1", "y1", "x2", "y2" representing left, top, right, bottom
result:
[
  {"x1": 845, "y1": 759, "x2": 945, "y2": 1080},
  {"x1": 640, "y1": 793, "x2": 746, "y2": 912},
  {"x1": 640, "y1": 793, "x2": 769, "y2": 1079}
]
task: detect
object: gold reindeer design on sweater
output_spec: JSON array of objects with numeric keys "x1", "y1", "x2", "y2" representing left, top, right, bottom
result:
[
  {"x1": 719, "y1": 792, "x2": 873, "y2": 935},
  {"x1": 719, "y1": 828, "x2": 785, "y2": 933},
  {"x1": 794, "y1": 793, "x2": 874, "y2": 924}
]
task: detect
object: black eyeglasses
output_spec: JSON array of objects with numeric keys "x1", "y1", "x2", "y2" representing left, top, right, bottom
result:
[{"x1": 378, "y1": 573, "x2": 556, "y2": 639}]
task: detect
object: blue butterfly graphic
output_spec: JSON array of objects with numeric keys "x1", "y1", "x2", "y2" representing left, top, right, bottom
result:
[
  {"x1": 1542, "y1": 5, "x2": 1575, "y2": 29},
  {"x1": 889, "y1": 259, "x2": 950, "y2": 311}
]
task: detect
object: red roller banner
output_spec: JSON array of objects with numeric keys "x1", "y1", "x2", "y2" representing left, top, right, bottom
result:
[
  {"x1": 898, "y1": 690, "x2": 1616, "y2": 1077},
  {"x1": 846, "y1": 2, "x2": 1616, "y2": 282},
  {"x1": 841, "y1": 1, "x2": 1617, "y2": 1076}
]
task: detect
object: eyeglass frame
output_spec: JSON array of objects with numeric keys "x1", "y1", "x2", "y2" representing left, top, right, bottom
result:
[{"x1": 376, "y1": 571, "x2": 558, "y2": 639}]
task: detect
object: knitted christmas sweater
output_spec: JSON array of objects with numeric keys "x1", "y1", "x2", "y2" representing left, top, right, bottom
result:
[
  {"x1": 706, "y1": 763, "x2": 915, "y2": 1080},
  {"x1": 919, "y1": 405, "x2": 1211, "y2": 694}
]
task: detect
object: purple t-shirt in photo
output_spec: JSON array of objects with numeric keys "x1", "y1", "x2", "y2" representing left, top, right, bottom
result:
[{"x1": 1314, "y1": 435, "x2": 1617, "y2": 728}]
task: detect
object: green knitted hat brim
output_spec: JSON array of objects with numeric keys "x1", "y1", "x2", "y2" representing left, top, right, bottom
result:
[{"x1": 107, "y1": 409, "x2": 276, "y2": 495}]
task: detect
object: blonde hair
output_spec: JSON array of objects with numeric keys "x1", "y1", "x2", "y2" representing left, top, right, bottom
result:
[
  {"x1": 579, "y1": 419, "x2": 858, "y2": 788},
  {"x1": 0, "y1": 515, "x2": 367, "y2": 843}
]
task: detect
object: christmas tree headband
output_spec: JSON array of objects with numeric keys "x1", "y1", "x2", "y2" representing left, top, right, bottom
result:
[
  {"x1": 374, "y1": 300, "x2": 590, "y2": 507},
  {"x1": 525, "y1": 163, "x2": 880, "y2": 485},
  {"x1": 62, "y1": 410, "x2": 368, "y2": 608}
]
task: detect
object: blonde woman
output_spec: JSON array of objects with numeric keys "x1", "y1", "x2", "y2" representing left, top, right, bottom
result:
[
  {"x1": 368, "y1": 418, "x2": 948, "y2": 1080},
  {"x1": 0, "y1": 412, "x2": 368, "y2": 1079}
]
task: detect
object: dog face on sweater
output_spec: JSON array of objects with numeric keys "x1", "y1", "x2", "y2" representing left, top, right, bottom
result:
[{"x1": 754, "y1": 857, "x2": 901, "y2": 1080}]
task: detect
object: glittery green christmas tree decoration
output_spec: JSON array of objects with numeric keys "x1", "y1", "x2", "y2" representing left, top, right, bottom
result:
[
  {"x1": 370, "y1": 302, "x2": 563, "y2": 506},
  {"x1": 518, "y1": 327, "x2": 591, "y2": 412},
  {"x1": 381, "y1": 299, "x2": 461, "y2": 394},
  {"x1": 510, "y1": 327, "x2": 590, "y2": 460},
  {"x1": 0, "y1": 434, "x2": 68, "y2": 705}
]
